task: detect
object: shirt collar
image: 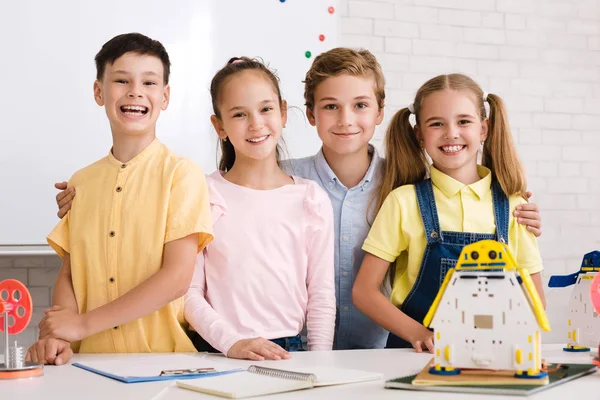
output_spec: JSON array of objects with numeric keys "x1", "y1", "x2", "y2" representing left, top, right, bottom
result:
[
  {"x1": 107, "y1": 137, "x2": 161, "y2": 168},
  {"x1": 314, "y1": 144, "x2": 382, "y2": 191},
  {"x1": 431, "y1": 164, "x2": 492, "y2": 200}
]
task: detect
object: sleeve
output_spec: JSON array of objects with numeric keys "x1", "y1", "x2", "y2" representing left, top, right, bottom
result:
[
  {"x1": 362, "y1": 190, "x2": 408, "y2": 262},
  {"x1": 184, "y1": 252, "x2": 246, "y2": 355},
  {"x1": 165, "y1": 160, "x2": 214, "y2": 252},
  {"x1": 303, "y1": 182, "x2": 336, "y2": 351},
  {"x1": 47, "y1": 212, "x2": 70, "y2": 258},
  {"x1": 510, "y1": 197, "x2": 543, "y2": 274}
]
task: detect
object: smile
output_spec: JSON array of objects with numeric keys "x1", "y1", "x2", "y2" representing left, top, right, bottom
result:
[
  {"x1": 246, "y1": 135, "x2": 270, "y2": 143},
  {"x1": 440, "y1": 145, "x2": 465, "y2": 154},
  {"x1": 120, "y1": 105, "x2": 148, "y2": 116}
]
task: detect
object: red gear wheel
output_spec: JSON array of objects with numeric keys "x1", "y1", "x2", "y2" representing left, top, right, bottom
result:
[{"x1": 0, "y1": 279, "x2": 32, "y2": 335}]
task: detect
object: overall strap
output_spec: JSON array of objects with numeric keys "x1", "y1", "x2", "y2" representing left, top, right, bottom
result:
[
  {"x1": 491, "y1": 181, "x2": 510, "y2": 244},
  {"x1": 415, "y1": 179, "x2": 443, "y2": 243}
]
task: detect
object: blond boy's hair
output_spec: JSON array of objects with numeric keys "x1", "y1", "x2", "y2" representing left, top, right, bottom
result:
[{"x1": 303, "y1": 47, "x2": 385, "y2": 110}]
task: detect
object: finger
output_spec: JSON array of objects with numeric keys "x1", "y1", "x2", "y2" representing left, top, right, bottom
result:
[
  {"x1": 254, "y1": 346, "x2": 282, "y2": 360},
  {"x1": 425, "y1": 338, "x2": 435, "y2": 354},
  {"x1": 516, "y1": 203, "x2": 538, "y2": 213},
  {"x1": 267, "y1": 342, "x2": 290, "y2": 359},
  {"x1": 25, "y1": 348, "x2": 32, "y2": 362},
  {"x1": 517, "y1": 217, "x2": 541, "y2": 230},
  {"x1": 57, "y1": 189, "x2": 75, "y2": 209},
  {"x1": 44, "y1": 305, "x2": 61, "y2": 313},
  {"x1": 54, "y1": 182, "x2": 68, "y2": 190},
  {"x1": 56, "y1": 344, "x2": 73, "y2": 366},
  {"x1": 57, "y1": 205, "x2": 69, "y2": 219},
  {"x1": 526, "y1": 225, "x2": 542, "y2": 238},
  {"x1": 525, "y1": 191, "x2": 533, "y2": 199},
  {"x1": 413, "y1": 341, "x2": 423, "y2": 353},
  {"x1": 45, "y1": 340, "x2": 59, "y2": 364},
  {"x1": 515, "y1": 210, "x2": 540, "y2": 221},
  {"x1": 244, "y1": 351, "x2": 264, "y2": 361}
]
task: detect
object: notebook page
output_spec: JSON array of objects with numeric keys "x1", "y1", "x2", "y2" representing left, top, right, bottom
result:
[
  {"x1": 270, "y1": 366, "x2": 383, "y2": 387},
  {"x1": 177, "y1": 371, "x2": 313, "y2": 399}
]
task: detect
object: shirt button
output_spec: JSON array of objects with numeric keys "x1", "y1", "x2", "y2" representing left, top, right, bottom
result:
[
  {"x1": 343, "y1": 236, "x2": 349, "y2": 242},
  {"x1": 109, "y1": 231, "x2": 116, "y2": 237},
  {"x1": 121, "y1": 164, "x2": 127, "y2": 169},
  {"x1": 343, "y1": 306, "x2": 349, "y2": 312},
  {"x1": 328, "y1": 181, "x2": 334, "y2": 187},
  {"x1": 343, "y1": 272, "x2": 349, "y2": 277},
  {"x1": 116, "y1": 186, "x2": 122, "y2": 192},
  {"x1": 344, "y1": 200, "x2": 351, "y2": 206},
  {"x1": 113, "y1": 326, "x2": 118, "y2": 330},
  {"x1": 109, "y1": 277, "x2": 115, "y2": 283}
]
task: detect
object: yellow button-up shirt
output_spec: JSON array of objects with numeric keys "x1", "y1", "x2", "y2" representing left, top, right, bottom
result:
[
  {"x1": 363, "y1": 165, "x2": 543, "y2": 308},
  {"x1": 47, "y1": 139, "x2": 213, "y2": 353}
]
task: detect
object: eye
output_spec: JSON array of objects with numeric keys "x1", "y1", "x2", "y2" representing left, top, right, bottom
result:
[
  {"x1": 232, "y1": 112, "x2": 245, "y2": 118},
  {"x1": 429, "y1": 122, "x2": 443, "y2": 127},
  {"x1": 488, "y1": 251, "x2": 497, "y2": 260},
  {"x1": 324, "y1": 104, "x2": 337, "y2": 110},
  {"x1": 115, "y1": 79, "x2": 127, "y2": 84},
  {"x1": 459, "y1": 119, "x2": 472, "y2": 125},
  {"x1": 144, "y1": 81, "x2": 157, "y2": 86},
  {"x1": 356, "y1": 102, "x2": 368, "y2": 109},
  {"x1": 262, "y1": 106, "x2": 274, "y2": 113},
  {"x1": 471, "y1": 251, "x2": 479, "y2": 260}
]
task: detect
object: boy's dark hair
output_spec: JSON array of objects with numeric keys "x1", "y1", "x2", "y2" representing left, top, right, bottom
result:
[{"x1": 95, "y1": 33, "x2": 171, "y2": 84}]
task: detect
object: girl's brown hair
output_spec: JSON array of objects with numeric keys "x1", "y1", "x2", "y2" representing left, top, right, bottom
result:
[
  {"x1": 376, "y1": 73, "x2": 526, "y2": 213},
  {"x1": 210, "y1": 57, "x2": 285, "y2": 171}
]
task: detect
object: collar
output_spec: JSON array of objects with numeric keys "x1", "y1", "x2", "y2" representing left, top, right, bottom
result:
[
  {"x1": 313, "y1": 144, "x2": 382, "y2": 191},
  {"x1": 107, "y1": 137, "x2": 161, "y2": 168},
  {"x1": 430, "y1": 164, "x2": 492, "y2": 200}
]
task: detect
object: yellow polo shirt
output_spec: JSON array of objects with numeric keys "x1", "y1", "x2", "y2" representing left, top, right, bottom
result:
[
  {"x1": 362, "y1": 165, "x2": 543, "y2": 308},
  {"x1": 47, "y1": 139, "x2": 213, "y2": 353}
]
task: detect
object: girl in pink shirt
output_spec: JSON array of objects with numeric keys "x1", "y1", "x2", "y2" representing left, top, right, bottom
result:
[{"x1": 184, "y1": 57, "x2": 336, "y2": 361}]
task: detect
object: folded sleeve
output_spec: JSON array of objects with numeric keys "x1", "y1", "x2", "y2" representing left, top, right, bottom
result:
[
  {"x1": 165, "y1": 160, "x2": 214, "y2": 252},
  {"x1": 303, "y1": 181, "x2": 336, "y2": 351},
  {"x1": 47, "y1": 211, "x2": 70, "y2": 258},
  {"x1": 362, "y1": 190, "x2": 407, "y2": 263}
]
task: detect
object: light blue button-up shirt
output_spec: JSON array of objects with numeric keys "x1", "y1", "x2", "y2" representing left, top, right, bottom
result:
[{"x1": 288, "y1": 146, "x2": 389, "y2": 349}]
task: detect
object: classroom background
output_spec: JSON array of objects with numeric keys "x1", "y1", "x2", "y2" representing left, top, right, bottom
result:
[{"x1": 1, "y1": 0, "x2": 599, "y2": 350}]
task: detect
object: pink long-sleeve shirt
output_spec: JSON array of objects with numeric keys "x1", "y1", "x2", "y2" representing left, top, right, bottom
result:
[{"x1": 185, "y1": 171, "x2": 336, "y2": 355}]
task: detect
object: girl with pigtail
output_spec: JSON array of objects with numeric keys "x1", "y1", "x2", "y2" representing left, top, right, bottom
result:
[{"x1": 353, "y1": 73, "x2": 546, "y2": 352}]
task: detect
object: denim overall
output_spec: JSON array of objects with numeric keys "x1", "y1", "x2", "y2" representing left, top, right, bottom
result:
[{"x1": 386, "y1": 178, "x2": 509, "y2": 348}]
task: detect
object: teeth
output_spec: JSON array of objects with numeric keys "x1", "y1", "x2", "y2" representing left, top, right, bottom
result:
[
  {"x1": 122, "y1": 105, "x2": 147, "y2": 111},
  {"x1": 247, "y1": 136, "x2": 268, "y2": 143},
  {"x1": 442, "y1": 145, "x2": 464, "y2": 153}
]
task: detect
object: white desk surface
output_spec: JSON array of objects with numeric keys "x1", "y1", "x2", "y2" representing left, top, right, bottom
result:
[{"x1": 2, "y1": 345, "x2": 598, "y2": 400}]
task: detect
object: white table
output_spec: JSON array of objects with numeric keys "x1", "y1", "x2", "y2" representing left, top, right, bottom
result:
[{"x1": 2, "y1": 345, "x2": 598, "y2": 400}]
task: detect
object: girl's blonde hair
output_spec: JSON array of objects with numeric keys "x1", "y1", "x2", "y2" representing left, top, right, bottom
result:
[{"x1": 375, "y1": 73, "x2": 526, "y2": 213}]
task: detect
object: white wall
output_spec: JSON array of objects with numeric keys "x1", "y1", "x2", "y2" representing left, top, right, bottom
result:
[{"x1": 339, "y1": 0, "x2": 600, "y2": 342}]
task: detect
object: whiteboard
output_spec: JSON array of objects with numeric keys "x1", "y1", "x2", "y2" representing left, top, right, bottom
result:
[{"x1": 0, "y1": 0, "x2": 339, "y2": 245}]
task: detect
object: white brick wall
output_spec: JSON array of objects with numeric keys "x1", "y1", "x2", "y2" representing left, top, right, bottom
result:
[{"x1": 342, "y1": 0, "x2": 600, "y2": 343}]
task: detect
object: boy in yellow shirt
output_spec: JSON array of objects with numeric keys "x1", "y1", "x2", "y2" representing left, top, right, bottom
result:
[{"x1": 25, "y1": 33, "x2": 213, "y2": 365}]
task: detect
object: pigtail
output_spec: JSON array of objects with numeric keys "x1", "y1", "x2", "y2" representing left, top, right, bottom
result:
[
  {"x1": 483, "y1": 94, "x2": 527, "y2": 197},
  {"x1": 375, "y1": 108, "x2": 428, "y2": 214},
  {"x1": 218, "y1": 139, "x2": 236, "y2": 172}
]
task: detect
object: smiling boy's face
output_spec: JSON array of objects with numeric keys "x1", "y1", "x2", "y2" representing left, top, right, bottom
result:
[
  {"x1": 307, "y1": 73, "x2": 383, "y2": 157},
  {"x1": 93, "y1": 52, "x2": 170, "y2": 138}
]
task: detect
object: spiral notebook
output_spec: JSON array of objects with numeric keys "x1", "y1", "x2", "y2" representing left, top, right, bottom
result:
[{"x1": 176, "y1": 365, "x2": 383, "y2": 398}]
